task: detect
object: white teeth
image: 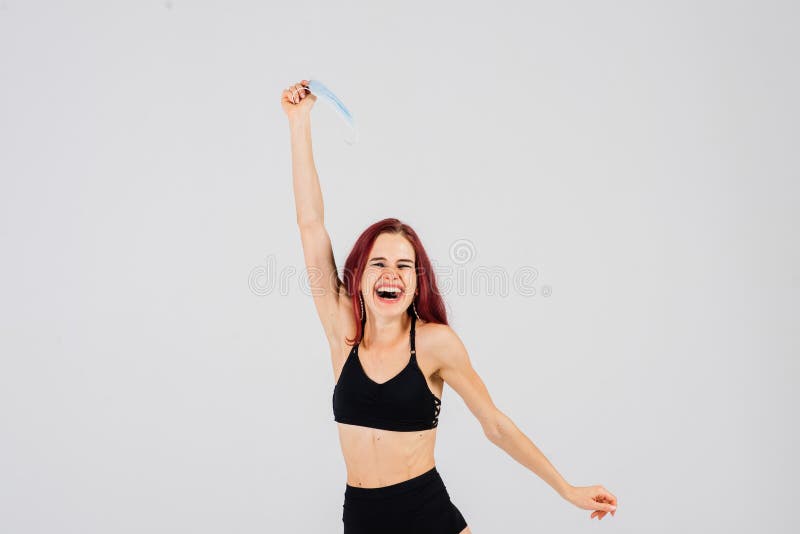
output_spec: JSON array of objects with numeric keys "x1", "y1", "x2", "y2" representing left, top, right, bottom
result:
[{"x1": 376, "y1": 287, "x2": 402, "y2": 293}]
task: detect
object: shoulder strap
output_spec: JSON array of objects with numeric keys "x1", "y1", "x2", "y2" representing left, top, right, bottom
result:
[{"x1": 410, "y1": 314, "x2": 417, "y2": 359}]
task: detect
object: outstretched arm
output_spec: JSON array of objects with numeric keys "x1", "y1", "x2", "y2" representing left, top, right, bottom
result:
[
  {"x1": 431, "y1": 324, "x2": 618, "y2": 520},
  {"x1": 282, "y1": 81, "x2": 345, "y2": 344}
]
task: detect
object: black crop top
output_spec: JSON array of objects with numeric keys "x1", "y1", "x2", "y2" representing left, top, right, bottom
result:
[{"x1": 332, "y1": 314, "x2": 442, "y2": 431}]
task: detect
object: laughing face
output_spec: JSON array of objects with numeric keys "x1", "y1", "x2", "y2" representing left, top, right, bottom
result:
[{"x1": 359, "y1": 232, "x2": 418, "y2": 320}]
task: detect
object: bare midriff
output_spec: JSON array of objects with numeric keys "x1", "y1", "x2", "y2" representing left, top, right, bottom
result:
[{"x1": 336, "y1": 423, "x2": 438, "y2": 488}]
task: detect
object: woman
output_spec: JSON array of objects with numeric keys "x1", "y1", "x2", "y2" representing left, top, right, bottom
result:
[{"x1": 282, "y1": 80, "x2": 618, "y2": 533}]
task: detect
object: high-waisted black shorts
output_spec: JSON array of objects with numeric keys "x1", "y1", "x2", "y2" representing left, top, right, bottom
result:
[{"x1": 342, "y1": 466, "x2": 468, "y2": 534}]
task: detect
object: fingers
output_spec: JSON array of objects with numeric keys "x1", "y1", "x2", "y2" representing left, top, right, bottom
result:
[
  {"x1": 283, "y1": 86, "x2": 299, "y2": 105},
  {"x1": 590, "y1": 510, "x2": 607, "y2": 520},
  {"x1": 589, "y1": 487, "x2": 617, "y2": 520},
  {"x1": 602, "y1": 489, "x2": 618, "y2": 511},
  {"x1": 282, "y1": 81, "x2": 309, "y2": 105},
  {"x1": 595, "y1": 488, "x2": 617, "y2": 512},
  {"x1": 290, "y1": 83, "x2": 305, "y2": 104}
]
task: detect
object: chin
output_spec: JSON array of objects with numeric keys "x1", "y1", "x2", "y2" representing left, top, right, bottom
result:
[{"x1": 370, "y1": 305, "x2": 411, "y2": 319}]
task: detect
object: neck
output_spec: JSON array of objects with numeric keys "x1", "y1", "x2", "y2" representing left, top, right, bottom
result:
[{"x1": 362, "y1": 313, "x2": 411, "y2": 350}]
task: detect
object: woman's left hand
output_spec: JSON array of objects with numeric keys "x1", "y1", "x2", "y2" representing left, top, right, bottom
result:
[{"x1": 563, "y1": 484, "x2": 618, "y2": 520}]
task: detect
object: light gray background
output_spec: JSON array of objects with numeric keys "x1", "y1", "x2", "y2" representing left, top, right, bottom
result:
[{"x1": 1, "y1": 1, "x2": 797, "y2": 533}]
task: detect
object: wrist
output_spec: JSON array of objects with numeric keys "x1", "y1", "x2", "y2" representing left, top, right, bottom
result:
[
  {"x1": 288, "y1": 113, "x2": 311, "y2": 128},
  {"x1": 557, "y1": 482, "x2": 574, "y2": 500}
]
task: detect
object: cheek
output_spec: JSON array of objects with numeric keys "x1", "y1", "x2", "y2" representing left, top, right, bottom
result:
[
  {"x1": 361, "y1": 273, "x2": 378, "y2": 291},
  {"x1": 404, "y1": 273, "x2": 416, "y2": 290}
]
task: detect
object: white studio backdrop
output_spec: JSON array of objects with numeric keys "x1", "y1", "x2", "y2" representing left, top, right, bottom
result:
[{"x1": 1, "y1": 1, "x2": 797, "y2": 533}]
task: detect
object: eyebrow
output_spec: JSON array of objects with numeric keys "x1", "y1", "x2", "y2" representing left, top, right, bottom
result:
[{"x1": 369, "y1": 257, "x2": 415, "y2": 264}]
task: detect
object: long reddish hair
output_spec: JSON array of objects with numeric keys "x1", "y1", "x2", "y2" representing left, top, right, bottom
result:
[{"x1": 343, "y1": 218, "x2": 448, "y2": 345}]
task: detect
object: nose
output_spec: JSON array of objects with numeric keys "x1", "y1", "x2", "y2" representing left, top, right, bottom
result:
[{"x1": 379, "y1": 268, "x2": 401, "y2": 280}]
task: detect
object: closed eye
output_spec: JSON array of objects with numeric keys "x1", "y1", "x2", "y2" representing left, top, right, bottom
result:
[{"x1": 372, "y1": 263, "x2": 412, "y2": 268}]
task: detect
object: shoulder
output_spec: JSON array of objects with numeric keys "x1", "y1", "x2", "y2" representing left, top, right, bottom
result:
[
  {"x1": 417, "y1": 321, "x2": 457, "y2": 345},
  {"x1": 416, "y1": 322, "x2": 466, "y2": 371}
]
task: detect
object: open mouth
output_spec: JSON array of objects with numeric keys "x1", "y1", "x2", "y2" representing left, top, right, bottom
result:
[{"x1": 375, "y1": 287, "x2": 403, "y2": 303}]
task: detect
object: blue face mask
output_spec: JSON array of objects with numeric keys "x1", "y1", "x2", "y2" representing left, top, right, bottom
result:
[{"x1": 306, "y1": 79, "x2": 358, "y2": 145}]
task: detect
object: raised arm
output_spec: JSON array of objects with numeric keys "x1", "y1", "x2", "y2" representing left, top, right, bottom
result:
[{"x1": 282, "y1": 81, "x2": 346, "y2": 344}]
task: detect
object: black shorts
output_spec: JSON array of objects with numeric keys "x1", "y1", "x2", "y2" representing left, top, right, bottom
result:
[{"x1": 342, "y1": 466, "x2": 468, "y2": 534}]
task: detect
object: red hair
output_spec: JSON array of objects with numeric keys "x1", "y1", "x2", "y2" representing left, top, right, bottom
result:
[{"x1": 343, "y1": 218, "x2": 448, "y2": 345}]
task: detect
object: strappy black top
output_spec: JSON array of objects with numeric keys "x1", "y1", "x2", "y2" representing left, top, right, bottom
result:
[{"x1": 332, "y1": 314, "x2": 442, "y2": 431}]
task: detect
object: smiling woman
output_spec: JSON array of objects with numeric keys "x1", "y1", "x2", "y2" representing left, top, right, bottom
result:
[
  {"x1": 342, "y1": 224, "x2": 447, "y2": 345},
  {"x1": 281, "y1": 79, "x2": 618, "y2": 533}
]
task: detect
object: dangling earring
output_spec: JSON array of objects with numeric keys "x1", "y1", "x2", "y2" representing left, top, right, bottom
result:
[
  {"x1": 412, "y1": 299, "x2": 420, "y2": 320},
  {"x1": 359, "y1": 292, "x2": 366, "y2": 321}
]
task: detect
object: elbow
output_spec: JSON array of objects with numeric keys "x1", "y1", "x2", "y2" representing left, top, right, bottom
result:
[
  {"x1": 484, "y1": 427, "x2": 501, "y2": 444},
  {"x1": 482, "y1": 410, "x2": 504, "y2": 443}
]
